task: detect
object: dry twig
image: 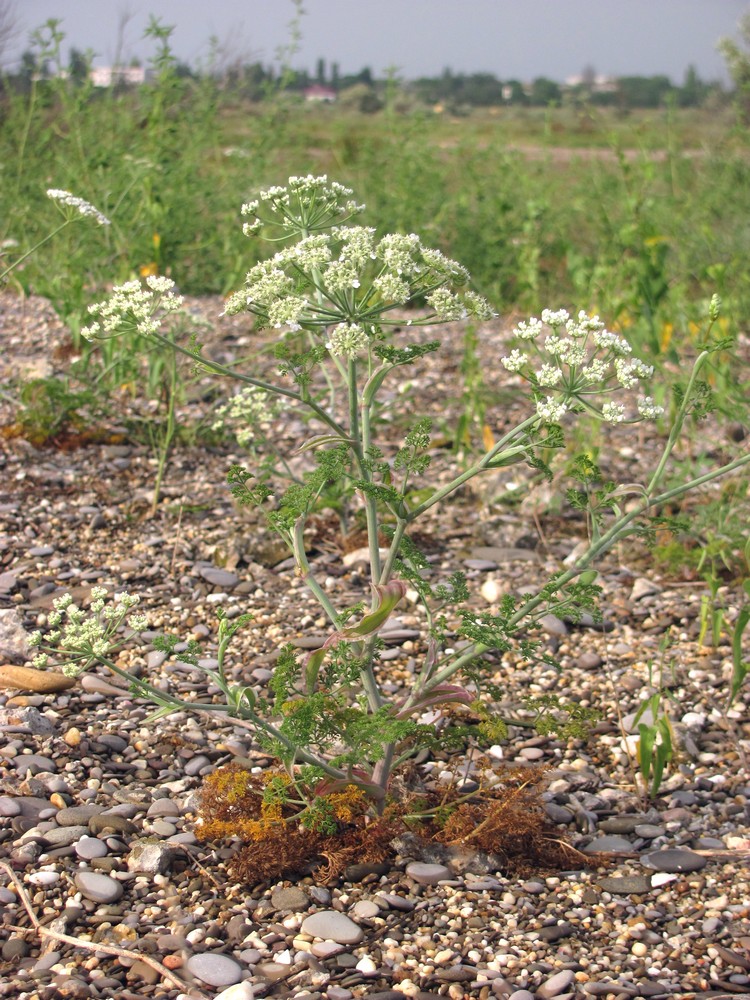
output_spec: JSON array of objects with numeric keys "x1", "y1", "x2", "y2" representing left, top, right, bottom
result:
[{"x1": 0, "y1": 860, "x2": 212, "y2": 1000}]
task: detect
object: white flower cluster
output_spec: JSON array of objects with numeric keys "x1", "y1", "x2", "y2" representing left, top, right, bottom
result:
[
  {"x1": 501, "y1": 309, "x2": 664, "y2": 424},
  {"x1": 81, "y1": 276, "x2": 184, "y2": 341},
  {"x1": 212, "y1": 386, "x2": 278, "y2": 447},
  {"x1": 46, "y1": 189, "x2": 111, "y2": 226},
  {"x1": 238, "y1": 225, "x2": 494, "y2": 336},
  {"x1": 29, "y1": 588, "x2": 145, "y2": 675},
  {"x1": 241, "y1": 175, "x2": 364, "y2": 236}
]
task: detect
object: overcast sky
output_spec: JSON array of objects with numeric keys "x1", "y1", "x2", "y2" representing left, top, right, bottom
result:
[{"x1": 8, "y1": 1, "x2": 749, "y2": 84}]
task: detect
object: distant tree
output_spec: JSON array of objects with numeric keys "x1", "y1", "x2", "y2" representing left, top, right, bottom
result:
[
  {"x1": 529, "y1": 77, "x2": 560, "y2": 106},
  {"x1": 503, "y1": 79, "x2": 527, "y2": 104},
  {"x1": 679, "y1": 64, "x2": 704, "y2": 107},
  {"x1": 719, "y1": 12, "x2": 750, "y2": 122},
  {"x1": 68, "y1": 47, "x2": 89, "y2": 87},
  {"x1": 331, "y1": 61, "x2": 339, "y2": 91},
  {"x1": 617, "y1": 75, "x2": 674, "y2": 109},
  {"x1": 316, "y1": 56, "x2": 326, "y2": 84}
]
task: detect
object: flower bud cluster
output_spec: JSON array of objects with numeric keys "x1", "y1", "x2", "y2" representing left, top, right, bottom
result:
[
  {"x1": 81, "y1": 276, "x2": 184, "y2": 341},
  {"x1": 28, "y1": 589, "x2": 146, "y2": 675},
  {"x1": 46, "y1": 188, "x2": 111, "y2": 226},
  {"x1": 502, "y1": 309, "x2": 664, "y2": 424}
]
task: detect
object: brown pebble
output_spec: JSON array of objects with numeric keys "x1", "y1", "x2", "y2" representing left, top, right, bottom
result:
[
  {"x1": 162, "y1": 954, "x2": 183, "y2": 970},
  {"x1": 0, "y1": 664, "x2": 75, "y2": 693},
  {"x1": 64, "y1": 727, "x2": 83, "y2": 747}
]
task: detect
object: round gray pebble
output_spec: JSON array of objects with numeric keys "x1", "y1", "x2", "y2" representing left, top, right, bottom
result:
[
  {"x1": 186, "y1": 952, "x2": 243, "y2": 987},
  {"x1": 74, "y1": 871, "x2": 124, "y2": 903}
]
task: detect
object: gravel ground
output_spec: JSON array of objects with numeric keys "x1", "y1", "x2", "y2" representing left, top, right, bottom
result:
[{"x1": 1, "y1": 292, "x2": 749, "y2": 1000}]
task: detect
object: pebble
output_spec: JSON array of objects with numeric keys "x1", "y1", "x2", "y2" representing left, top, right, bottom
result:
[
  {"x1": 405, "y1": 861, "x2": 452, "y2": 884},
  {"x1": 74, "y1": 871, "x2": 124, "y2": 903},
  {"x1": 0, "y1": 706, "x2": 56, "y2": 734},
  {"x1": 74, "y1": 836, "x2": 109, "y2": 860},
  {"x1": 214, "y1": 984, "x2": 255, "y2": 1000},
  {"x1": 185, "y1": 952, "x2": 243, "y2": 987},
  {"x1": 0, "y1": 664, "x2": 75, "y2": 692},
  {"x1": 127, "y1": 838, "x2": 178, "y2": 874},
  {"x1": 599, "y1": 875, "x2": 651, "y2": 894},
  {"x1": 301, "y1": 910, "x2": 364, "y2": 945},
  {"x1": 271, "y1": 885, "x2": 310, "y2": 911},
  {"x1": 641, "y1": 847, "x2": 707, "y2": 872},
  {"x1": 537, "y1": 970, "x2": 576, "y2": 998},
  {"x1": 56, "y1": 805, "x2": 105, "y2": 826},
  {"x1": 0, "y1": 608, "x2": 31, "y2": 661},
  {"x1": 584, "y1": 835, "x2": 633, "y2": 853},
  {"x1": 197, "y1": 565, "x2": 241, "y2": 589}
]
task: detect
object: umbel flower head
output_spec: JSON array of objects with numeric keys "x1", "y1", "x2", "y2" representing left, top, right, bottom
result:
[
  {"x1": 46, "y1": 189, "x2": 111, "y2": 227},
  {"x1": 81, "y1": 276, "x2": 184, "y2": 341},
  {"x1": 502, "y1": 309, "x2": 664, "y2": 424},
  {"x1": 227, "y1": 176, "x2": 496, "y2": 351}
]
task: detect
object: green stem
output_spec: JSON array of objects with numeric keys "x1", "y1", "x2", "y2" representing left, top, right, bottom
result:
[
  {"x1": 358, "y1": 359, "x2": 383, "y2": 587},
  {"x1": 292, "y1": 518, "x2": 340, "y2": 626},
  {"x1": 147, "y1": 329, "x2": 347, "y2": 439},
  {"x1": 416, "y1": 447, "x2": 750, "y2": 699},
  {"x1": 406, "y1": 415, "x2": 538, "y2": 521},
  {"x1": 0, "y1": 221, "x2": 72, "y2": 283}
]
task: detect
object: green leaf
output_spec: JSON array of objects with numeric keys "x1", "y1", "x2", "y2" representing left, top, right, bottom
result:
[{"x1": 637, "y1": 723, "x2": 655, "y2": 782}]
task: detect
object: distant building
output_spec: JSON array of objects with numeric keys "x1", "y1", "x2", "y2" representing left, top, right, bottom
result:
[
  {"x1": 89, "y1": 66, "x2": 148, "y2": 87},
  {"x1": 564, "y1": 73, "x2": 617, "y2": 94},
  {"x1": 303, "y1": 84, "x2": 337, "y2": 102}
]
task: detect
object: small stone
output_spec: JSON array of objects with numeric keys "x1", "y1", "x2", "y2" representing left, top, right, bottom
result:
[
  {"x1": 74, "y1": 871, "x2": 124, "y2": 903},
  {"x1": 89, "y1": 813, "x2": 137, "y2": 835},
  {"x1": 506, "y1": 992, "x2": 534, "y2": 1000},
  {"x1": 0, "y1": 796, "x2": 21, "y2": 816},
  {"x1": 198, "y1": 566, "x2": 240, "y2": 589},
  {"x1": 127, "y1": 838, "x2": 178, "y2": 875},
  {"x1": 186, "y1": 953, "x2": 243, "y2": 988},
  {"x1": 57, "y1": 805, "x2": 105, "y2": 827},
  {"x1": 576, "y1": 651, "x2": 603, "y2": 670},
  {"x1": 147, "y1": 799, "x2": 181, "y2": 818},
  {"x1": 37, "y1": 824, "x2": 89, "y2": 847},
  {"x1": 0, "y1": 664, "x2": 75, "y2": 693},
  {"x1": 376, "y1": 893, "x2": 415, "y2": 911},
  {"x1": 539, "y1": 613, "x2": 568, "y2": 636},
  {"x1": 75, "y1": 837, "x2": 109, "y2": 861},
  {"x1": 0, "y1": 706, "x2": 55, "y2": 735},
  {"x1": 271, "y1": 885, "x2": 309, "y2": 911},
  {"x1": 63, "y1": 727, "x2": 83, "y2": 747},
  {"x1": 544, "y1": 803, "x2": 574, "y2": 824},
  {"x1": 184, "y1": 754, "x2": 211, "y2": 777},
  {"x1": 634, "y1": 824, "x2": 664, "y2": 839},
  {"x1": 537, "y1": 970, "x2": 576, "y2": 999},
  {"x1": 2, "y1": 937, "x2": 28, "y2": 960},
  {"x1": 584, "y1": 834, "x2": 633, "y2": 853},
  {"x1": 351, "y1": 899, "x2": 380, "y2": 918},
  {"x1": 630, "y1": 577, "x2": 662, "y2": 600},
  {"x1": 343, "y1": 862, "x2": 390, "y2": 881},
  {"x1": 28, "y1": 871, "x2": 60, "y2": 886},
  {"x1": 13, "y1": 753, "x2": 57, "y2": 775},
  {"x1": 214, "y1": 985, "x2": 255, "y2": 1000},
  {"x1": 0, "y1": 609, "x2": 31, "y2": 662},
  {"x1": 598, "y1": 875, "x2": 651, "y2": 894},
  {"x1": 301, "y1": 910, "x2": 364, "y2": 945},
  {"x1": 641, "y1": 848, "x2": 707, "y2": 873},
  {"x1": 538, "y1": 922, "x2": 575, "y2": 942},
  {"x1": 405, "y1": 861, "x2": 452, "y2": 884}
]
